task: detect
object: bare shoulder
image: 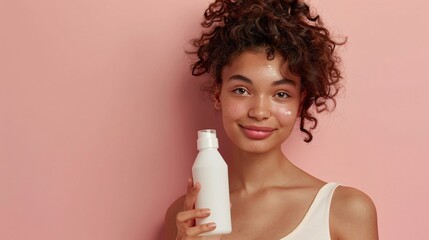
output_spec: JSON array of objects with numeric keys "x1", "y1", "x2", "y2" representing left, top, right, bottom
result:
[
  {"x1": 330, "y1": 186, "x2": 379, "y2": 240},
  {"x1": 165, "y1": 195, "x2": 185, "y2": 240}
]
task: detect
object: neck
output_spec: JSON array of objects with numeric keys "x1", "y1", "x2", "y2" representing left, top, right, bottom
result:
[{"x1": 228, "y1": 146, "x2": 298, "y2": 194}]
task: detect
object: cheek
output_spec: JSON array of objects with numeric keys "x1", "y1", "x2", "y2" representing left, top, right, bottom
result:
[
  {"x1": 221, "y1": 99, "x2": 248, "y2": 120},
  {"x1": 272, "y1": 104, "x2": 297, "y2": 123}
]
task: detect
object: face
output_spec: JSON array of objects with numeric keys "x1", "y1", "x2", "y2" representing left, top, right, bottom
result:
[{"x1": 216, "y1": 49, "x2": 302, "y2": 154}]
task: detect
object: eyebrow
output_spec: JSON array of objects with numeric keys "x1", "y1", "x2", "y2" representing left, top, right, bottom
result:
[{"x1": 228, "y1": 74, "x2": 297, "y2": 86}]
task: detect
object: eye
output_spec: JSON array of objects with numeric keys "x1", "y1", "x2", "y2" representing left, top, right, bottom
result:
[
  {"x1": 233, "y1": 87, "x2": 249, "y2": 95},
  {"x1": 275, "y1": 92, "x2": 289, "y2": 99}
]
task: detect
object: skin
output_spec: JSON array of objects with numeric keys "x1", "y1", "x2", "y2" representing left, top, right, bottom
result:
[{"x1": 165, "y1": 49, "x2": 378, "y2": 240}]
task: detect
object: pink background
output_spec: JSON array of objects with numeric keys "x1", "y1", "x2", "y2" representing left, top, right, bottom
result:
[{"x1": 1, "y1": 0, "x2": 428, "y2": 239}]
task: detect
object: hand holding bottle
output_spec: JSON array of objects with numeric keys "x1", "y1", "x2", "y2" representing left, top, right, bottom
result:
[
  {"x1": 175, "y1": 178, "x2": 221, "y2": 240},
  {"x1": 175, "y1": 129, "x2": 231, "y2": 240}
]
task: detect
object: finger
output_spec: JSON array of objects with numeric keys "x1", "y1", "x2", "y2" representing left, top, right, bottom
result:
[
  {"x1": 184, "y1": 179, "x2": 200, "y2": 211},
  {"x1": 186, "y1": 177, "x2": 193, "y2": 192},
  {"x1": 176, "y1": 208, "x2": 210, "y2": 224},
  {"x1": 184, "y1": 177, "x2": 193, "y2": 210},
  {"x1": 184, "y1": 222, "x2": 217, "y2": 237}
]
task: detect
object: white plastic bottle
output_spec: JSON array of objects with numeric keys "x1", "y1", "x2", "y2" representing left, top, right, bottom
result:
[{"x1": 192, "y1": 129, "x2": 232, "y2": 236}]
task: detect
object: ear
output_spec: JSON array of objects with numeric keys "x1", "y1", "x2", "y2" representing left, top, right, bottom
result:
[{"x1": 213, "y1": 86, "x2": 222, "y2": 110}]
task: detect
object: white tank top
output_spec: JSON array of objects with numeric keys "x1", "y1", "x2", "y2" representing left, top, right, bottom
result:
[{"x1": 279, "y1": 182, "x2": 340, "y2": 240}]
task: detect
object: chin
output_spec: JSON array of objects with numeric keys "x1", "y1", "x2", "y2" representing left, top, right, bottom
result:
[{"x1": 231, "y1": 138, "x2": 281, "y2": 155}]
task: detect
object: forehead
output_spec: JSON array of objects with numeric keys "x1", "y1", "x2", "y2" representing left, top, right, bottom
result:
[{"x1": 221, "y1": 49, "x2": 300, "y2": 85}]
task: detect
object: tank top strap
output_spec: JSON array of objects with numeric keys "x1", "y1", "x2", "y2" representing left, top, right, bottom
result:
[{"x1": 280, "y1": 182, "x2": 340, "y2": 240}]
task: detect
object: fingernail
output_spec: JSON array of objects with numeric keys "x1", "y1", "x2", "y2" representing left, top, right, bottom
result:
[
  {"x1": 207, "y1": 222, "x2": 216, "y2": 228},
  {"x1": 202, "y1": 209, "x2": 210, "y2": 215}
]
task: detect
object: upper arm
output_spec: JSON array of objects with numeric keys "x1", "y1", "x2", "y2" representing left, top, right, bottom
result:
[
  {"x1": 165, "y1": 195, "x2": 186, "y2": 240},
  {"x1": 330, "y1": 186, "x2": 379, "y2": 240}
]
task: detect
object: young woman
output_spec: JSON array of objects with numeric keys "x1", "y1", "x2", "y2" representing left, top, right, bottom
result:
[{"x1": 165, "y1": 0, "x2": 378, "y2": 239}]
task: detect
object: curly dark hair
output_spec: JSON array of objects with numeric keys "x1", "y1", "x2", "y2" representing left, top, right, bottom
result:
[{"x1": 189, "y1": 0, "x2": 346, "y2": 142}]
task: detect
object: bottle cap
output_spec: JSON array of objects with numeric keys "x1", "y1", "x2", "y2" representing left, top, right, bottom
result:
[{"x1": 197, "y1": 129, "x2": 219, "y2": 150}]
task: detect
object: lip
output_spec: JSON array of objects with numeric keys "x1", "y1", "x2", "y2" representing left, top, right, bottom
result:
[{"x1": 240, "y1": 125, "x2": 275, "y2": 140}]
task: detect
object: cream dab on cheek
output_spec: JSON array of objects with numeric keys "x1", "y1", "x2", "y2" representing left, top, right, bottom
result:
[
  {"x1": 284, "y1": 110, "x2": 292, "y2": 116},
  {"x1": 273, "y1": 106, "x2": 293, "y2": 117},
  {"x1": 272, "y1": 105, "x2": 293, "y2": 118}
]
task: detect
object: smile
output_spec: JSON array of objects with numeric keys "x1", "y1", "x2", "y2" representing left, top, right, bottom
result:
[{"x1": 240, "y1": 125, "x2": 275, "y2": 140}]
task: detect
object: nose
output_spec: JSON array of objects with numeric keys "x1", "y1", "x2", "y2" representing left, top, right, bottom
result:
[{"x1": 248, "y1": 96, "x2": 271, "y2": 120}]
